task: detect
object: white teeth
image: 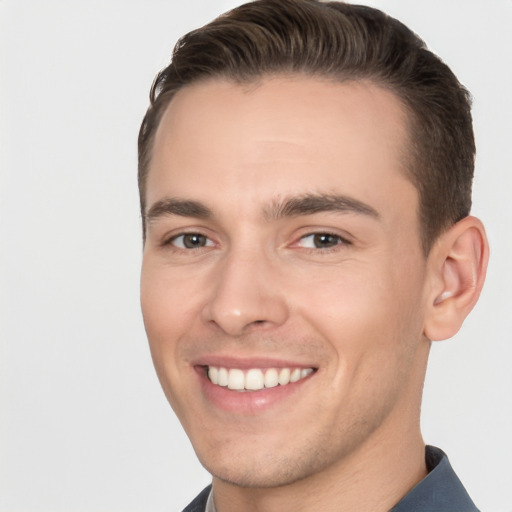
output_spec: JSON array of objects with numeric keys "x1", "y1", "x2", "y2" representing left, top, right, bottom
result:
[
  {"x1": 290, "y1": 368, "x2": 301, "y2": 382},
  {"x1": 245, "y1": 369, "x2": 264, "y2": 390},
  {"x1": 218, "y1": 367, "x2": 229, "y2": 387},
  {"x1": 207, "y1": 365, "x2": 314, "y2": 391},
  {"x1": 301, "y1": 368, "x2": 313, "y2": 378},
  {"x1": 228, "y1": 369, "x2": 245, "y2": 390},
  {"x1": 264, "y1": 368, "x2": 279, "y2": 388},
  {"x1": 208, "y1": 366, "x2": 219, "y2": 385},
  {"x1": 278, "y1": 368, "x2": 291, "y2": 385}
]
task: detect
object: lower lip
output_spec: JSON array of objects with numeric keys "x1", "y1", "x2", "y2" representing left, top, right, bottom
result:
[{"x1": 195, "y1": 366, "x2": 314, "y2": 414}]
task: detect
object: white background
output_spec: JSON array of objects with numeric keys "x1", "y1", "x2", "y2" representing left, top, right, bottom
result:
[{"x1": 1, "y1": 1, "x2": 511, "y2": 511}]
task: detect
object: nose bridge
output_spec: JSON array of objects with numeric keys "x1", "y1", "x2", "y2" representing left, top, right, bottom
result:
[{"x1": 203, "y1": 240, "x2": 288, "y2": 336}]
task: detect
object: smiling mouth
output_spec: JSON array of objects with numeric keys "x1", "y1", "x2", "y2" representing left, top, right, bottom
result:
[{"x1": 205, "y1": 366, "x2": 316, "y2": 391}]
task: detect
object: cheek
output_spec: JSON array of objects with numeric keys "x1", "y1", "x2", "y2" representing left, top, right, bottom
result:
[
  {"x1": 140, "y1": 264, "x2": 194, "y2": 388},
  {"x1": 140, "y1": 261, "x2": 203, "y2": 340},
  {"x1": 140, "y1": 266, "x2": 201, "y2": 423},
  {"x1": 291, "y1": 263, "x2": 394, "y2": 337},
  {"x1": 290, "y1": 258, "x2": 425, "y2": 371}
]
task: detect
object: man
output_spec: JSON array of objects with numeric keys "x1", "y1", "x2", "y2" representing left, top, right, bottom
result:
[{"x1": 138, "y1": 1, "x2": 488, "y2": 510}]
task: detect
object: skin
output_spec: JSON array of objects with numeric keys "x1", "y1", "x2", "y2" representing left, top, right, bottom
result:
[{"x1": 140, "y1": 76, "x2": 487, "y2": 512}]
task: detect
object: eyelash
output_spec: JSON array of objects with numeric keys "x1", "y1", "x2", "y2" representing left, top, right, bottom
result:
[
  {"x1": 295, "y1": 232, "x2": 352, "y2": 252},
  {"x1": 164, "y1": 232, "x2": 214, "y2": 250},
  {"x1": 162, "y1": 230, "x2": 352, "y2": 253}
]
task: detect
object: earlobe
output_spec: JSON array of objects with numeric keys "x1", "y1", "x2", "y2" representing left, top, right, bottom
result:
[{"x1": 424, "y1": 216, "x2": 489, "y2": 341}]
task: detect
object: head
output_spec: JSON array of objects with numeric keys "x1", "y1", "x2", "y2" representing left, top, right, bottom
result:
[
  {"x1": 138, "y1": 0, "x2": 475, "y2": 255},
  {"x1": 138, "y1": 0, "x2": 488, "y2": 496}
]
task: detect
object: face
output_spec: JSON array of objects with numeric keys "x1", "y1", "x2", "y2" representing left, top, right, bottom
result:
[{"x1": 141, "y1": 76, "x2": 432, "y2": 488}]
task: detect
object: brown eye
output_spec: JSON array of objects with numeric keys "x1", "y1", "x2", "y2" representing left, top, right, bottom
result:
[
  {"x1": 172, "y1": 233, "x2": 213, "y2": 249},
  {"x1": 298, "y1": 233, "x2": 345, "y2": 249},
  {"x1": 312, "y1": 234, "x2": 341, "y2": 248}
]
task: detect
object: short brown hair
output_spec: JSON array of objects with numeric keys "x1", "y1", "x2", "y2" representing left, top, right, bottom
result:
[{"x1": 138, "y1": 0, "x2": 475, "y2": 253}]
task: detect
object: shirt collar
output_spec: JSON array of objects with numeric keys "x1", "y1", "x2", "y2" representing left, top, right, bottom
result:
[
  {"x1": 390, "y1": 445, "x2": 479, "y2": 511},
  {"x1": 205, "y1": 488, "x2": 216, "y2": 512}
]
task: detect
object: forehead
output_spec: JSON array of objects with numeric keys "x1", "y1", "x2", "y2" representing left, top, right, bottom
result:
[{"x1": 147, "y1": 75, "x2": 414, "y2": 219}]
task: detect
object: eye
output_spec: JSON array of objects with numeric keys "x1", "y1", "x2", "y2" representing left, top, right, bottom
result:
[
  {"x1": 297, "y1": 233, "x2": 347, "y2": 249},
  {"x1": 170, "y1": 233, "x2": 214, "y2": 249}
]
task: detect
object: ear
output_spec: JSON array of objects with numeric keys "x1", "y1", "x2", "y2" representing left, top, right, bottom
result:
[{"x1": 423, "y1": 216, "x2": 489, "y2": 341}]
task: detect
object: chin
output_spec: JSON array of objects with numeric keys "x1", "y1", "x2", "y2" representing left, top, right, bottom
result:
[
  {"x1": 196, "y1": 436, "x2": 342, "y2": 489},
  {"x1": 205, "y1": 459, "x2": 311, "y2": 489}
]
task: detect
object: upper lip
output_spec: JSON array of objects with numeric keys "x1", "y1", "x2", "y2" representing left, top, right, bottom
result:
[{"x1": 191, "y1": 355, "x2": 317, "y2": 370}]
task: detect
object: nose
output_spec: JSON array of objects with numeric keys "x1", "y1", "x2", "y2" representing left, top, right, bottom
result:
[{"x1": 201, "y1": 249, "x2": 289, "y2": 337}]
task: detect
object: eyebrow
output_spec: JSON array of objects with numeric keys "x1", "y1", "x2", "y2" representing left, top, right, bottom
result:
[
  {"x1": 145, "y1": 198, "x2": 213, "y2": 223},
  {"x1": 264, "y1": 193, "x2": 380, "y2": 221},
  {"x1": 144, "y1": 192, "x2": 380, "y2": 225}
]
